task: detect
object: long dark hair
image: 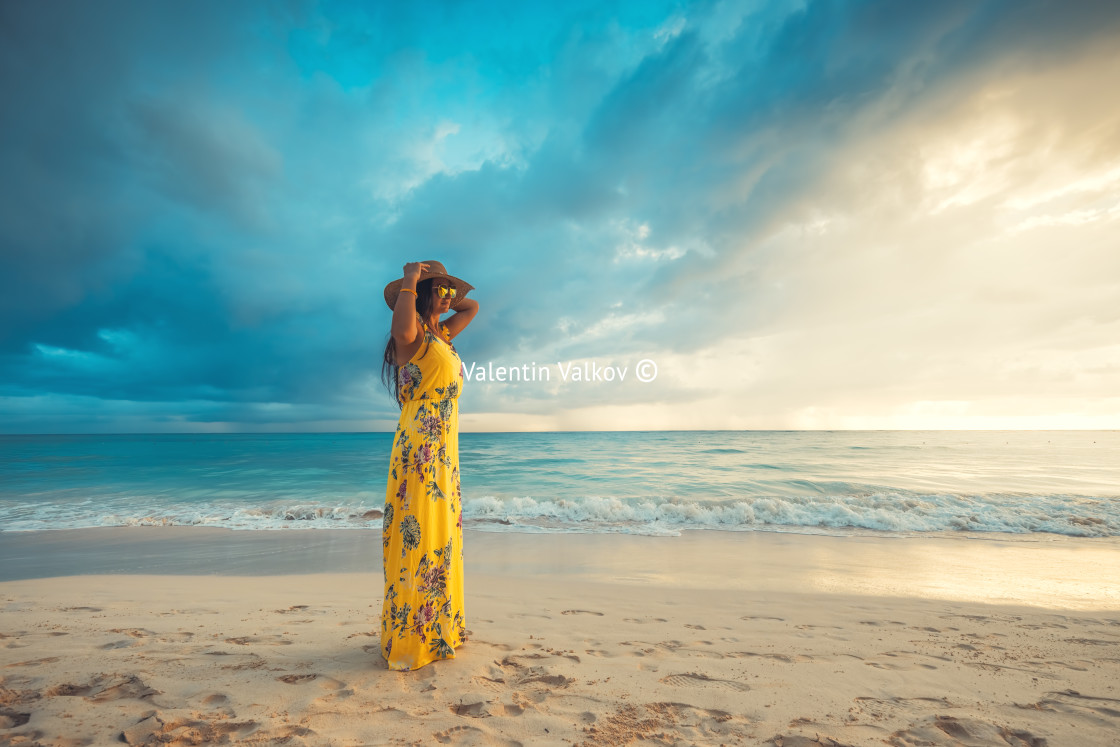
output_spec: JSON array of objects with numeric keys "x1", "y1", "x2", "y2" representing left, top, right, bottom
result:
[{"x1": 382, "y1": 278, "x2": 438, "y2": 406}]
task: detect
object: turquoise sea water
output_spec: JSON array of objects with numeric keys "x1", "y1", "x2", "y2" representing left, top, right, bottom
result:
[{"x1": 0, "y1": 431, "x2": 1117, "y2": 538}]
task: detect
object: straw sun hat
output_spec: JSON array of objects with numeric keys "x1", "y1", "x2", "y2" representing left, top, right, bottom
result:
[{"x1": 382, "y1": 260, "x2": 474, "y2": 310}]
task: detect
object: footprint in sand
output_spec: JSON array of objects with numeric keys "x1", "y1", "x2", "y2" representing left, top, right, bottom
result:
[
  {"x1": 104, "y1": 627, "x2": 192, "y2": 647},
  {"x1": 224, "y1": 635, "x2": 293, "y2": 646},
  {"x1": 499, "y1": 691, "x2": 534, "y2": 716},
  {"x1": 278, "y1": 673, "x2": 319, "y2": 684},
  {"x1": 434, "y1": 724, "x2": 525, "y2": 745},
  {"x1": 47, "y1": 682, "x2": 94, "y2": 697},
  {"x1": 494, "y1": 656, "x2": 575, "y2": 690},
  {"x1": 863, "y1": 654, "x2": 939, "y2": 671},
  {"x1": 767, "y1": 734, "x2": 853, "y2": 746},
  {"x1": 941, "y1": 613, "x2": 990, "y2": 623},
  {"x1": 561, "y1": 610, "x2": 604, "y2": 616},
  {"x1": 623, "y1": 617, "x2": 668, "y2": 624},
  {"x1": 449, "y1": 700, "x2": 490, "y2": 718},
  {"x1": 156, "y1": 608, "x2": 221, "y2": 616},
  {"x1": 1030, "y1": 689, "x2": 1120, "y2": 720},
  {"x1": 109, "y1": 627, "x2": 156, "y2": 638},
  {"x1": 549, "y1": 649, "x2": 581, "y2": 663},
  {"x1": 159, "y1": 631, "x2": 194, "y2": 643},
  {"x1": 1037, "y1": 659, "x2": 1090, "y2": 671},
  {"x1": 317, "y1": 676, "x2": 347, "y2": 691},
  {"x1": 623, "y1": 639, "x2": 722, "y2": 658},
  {"x1": 889, "y1": 714, "x2": 1046, "y2": 746},
  {"x1": 659, "y1": 672, "x2": 750, "y2": 692},
  {"x1": 345, "y1": 630, "x2": 378, "y2": 639},
  {"x1": 91, "y1": 675, "x2": 161, "y2": 702},
  {"x1": 854, "y1": 695, "x2": 953, "y2": 712},
  {"x1": 434, "y1": 724, "x2": 482, "y2": 743},
  {"x1": 5, "y1": 657, "x2": 60, "y2": 667},
  {"x1": 48, "y1": 674, "x2": 159, "y2": 702},
  {"x1": 122, "y1": 712, "x2": 259, "y2": 745},
  {"x1": 730, "y1": 651, "x2": 813, "y2": 664},
  {"x1": 519, "y1": 672, "x2": 572, "y2": 687},
  {"x1": 222, "y1": 658, "x2": 266, "y2": 671},
  {"x1": 316, "y1": 688, "x2": 356, "y2": 706},
  {"x1": 470, "y1": 675, "x2": 507, "y2": 692}
]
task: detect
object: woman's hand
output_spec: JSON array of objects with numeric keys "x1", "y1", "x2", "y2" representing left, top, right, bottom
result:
[{"x1": 403, "y1": 262, "x2": 428, "y2": 284}]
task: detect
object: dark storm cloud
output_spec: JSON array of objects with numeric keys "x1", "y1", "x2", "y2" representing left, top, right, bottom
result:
[
  {"x1": 128, "y1": 96, "x2": 283, "y2": 230},
  {"x1": 0, "y1": 0, "x2": 385, "y2": 430},
  {"x1": 0, "y1": 1, "x2": 265, "y2": 330}
]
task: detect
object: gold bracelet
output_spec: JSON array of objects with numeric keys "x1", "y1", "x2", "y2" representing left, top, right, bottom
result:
[{"x1": 399, "y1": 287, "x2": 417, "y2": 296}]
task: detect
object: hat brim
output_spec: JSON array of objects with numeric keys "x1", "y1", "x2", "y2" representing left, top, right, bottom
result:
[{"x1": 383, "y1": 272, "x2": 474, "y2": 310}]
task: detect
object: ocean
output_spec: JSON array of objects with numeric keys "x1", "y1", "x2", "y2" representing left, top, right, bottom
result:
[{"x1": 0, "y1": 431, "x2": 1117, "y2": 539}]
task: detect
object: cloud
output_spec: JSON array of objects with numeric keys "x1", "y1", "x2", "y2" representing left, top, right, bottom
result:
[
  {"x1": 128, "y1": 96, "x2": 283, "y2": 229},
  {"x1": 2, "y1": 0, "x2": 1120, "y2": 432}
]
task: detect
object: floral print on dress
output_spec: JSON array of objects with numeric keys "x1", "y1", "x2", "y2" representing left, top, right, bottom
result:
[
  {"x1": 397, "y1": 362, "x2": 422, "y2": 405},
  {"x1": 381, "y1": 317, "x2": 467, "y2": 671}
]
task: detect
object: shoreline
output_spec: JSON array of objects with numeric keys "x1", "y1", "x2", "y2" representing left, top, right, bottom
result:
[{"x1": 1, "y1": 526, "x2": 1118, "y2": 611}]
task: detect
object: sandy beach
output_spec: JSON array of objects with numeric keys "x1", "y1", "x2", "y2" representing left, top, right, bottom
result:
[{"x1": 1, "y1": 528, "x2": 1118, "y2": 746}]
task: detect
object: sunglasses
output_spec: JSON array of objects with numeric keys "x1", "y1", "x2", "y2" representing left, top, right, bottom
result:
[{"x1": 435, "y1": 284, "x2": 458, "y2": 299}]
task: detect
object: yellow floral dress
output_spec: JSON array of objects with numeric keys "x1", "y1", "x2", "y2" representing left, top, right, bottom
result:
[{"x1": 381, "y1": 318, "x2": 467, "y2": 671}]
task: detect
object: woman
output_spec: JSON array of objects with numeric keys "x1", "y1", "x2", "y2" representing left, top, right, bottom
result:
[{"x1": 379, "y1": 260, "x2": 478, "y2": 671}]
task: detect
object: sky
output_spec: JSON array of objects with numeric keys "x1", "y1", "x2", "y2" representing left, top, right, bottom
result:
[{"x1": 1, "y1": 0, "x2": 1119, "y2": 433}]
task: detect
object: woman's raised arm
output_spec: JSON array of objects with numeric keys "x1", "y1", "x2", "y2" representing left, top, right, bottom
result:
[
  {"x1": 390, "y1": 262, "x2": 426, "y2": 345},
  {"x1": 442, "y1": 298, "x2": 478, "y2": 340}
]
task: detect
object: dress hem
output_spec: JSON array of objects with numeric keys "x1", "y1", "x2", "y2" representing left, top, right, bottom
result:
[{"x1": 380, "y1": 638, "x2": 467, "y2": 672}]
